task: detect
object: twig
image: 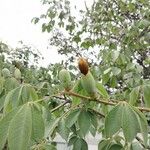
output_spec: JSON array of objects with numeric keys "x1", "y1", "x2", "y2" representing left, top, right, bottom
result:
[
  {"x1": 63, "y1": 91, "x2": 150, "y2": 112},
  {"x1": 50, "y1": 100, "x2": 70, "y2": 113},
  {"x1": 89, "y1": 108, "x2": 105, "y2": 118},
  {"x1": 63, "y1": 91, "x2": 116, "y2": 106}
]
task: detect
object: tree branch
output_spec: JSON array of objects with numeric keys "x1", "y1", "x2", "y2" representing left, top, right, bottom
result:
[
  {"x1": 50, "y1": 100, "x2": 70, "y2": 113},
  {"x1": 62, "y1": 91, "x2": 150, "y2": 112},
  {"x1": 89, "y1": 108, "x2": 105, "y2": 118}
]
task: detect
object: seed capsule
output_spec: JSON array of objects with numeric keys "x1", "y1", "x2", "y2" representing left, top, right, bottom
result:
[
  {"x1": 78, "y1": 58, "x2": 89, "y2": 75},
  {"x1": 14, "y1": 68, "x2": 21, "y2": 79},
  {"x1": 59, "y1": 69, "x2": 72, "y2": 91},
  {"x1": 81, "y1": 71, "x2": 97, "y2": 96},
  {"x1": 2, "y1": 68, "x2": 11, "y2": 78}
]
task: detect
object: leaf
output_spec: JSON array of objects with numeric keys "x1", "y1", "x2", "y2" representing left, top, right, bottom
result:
[
  {"x1": 129, "y1": 86, "x2": 140, "y2": 105},
  {"x1": 44, "y1": 144, "x2": 57, "y2": 150},
  {"x1": 4, "y1": 84, "x2": 38, "y2": 112},
  {"x1": 105, "y1": 104, "x2": 122, "y2": 137},
  {"x1": 45, "y1": 118, "x2": 60, "y2": 137},
  {"x1": 0, "y1": 94, "x2": 5, "y2": 111},
  {"x1": 143, "y1": 85, "x2": 150, "y2": 107},
  {"x1": 4, "y1": 77, "x2": 19, "y2": 92},
  {"x1": 132, "y1": 106, "x2": 148, "y2": 146},
  {"x1": 68, "y1": 135, "x2": 78, "y2": 146},
  {"x1": 57, "y1": 118, "x2": 70, "y2": 141},
  {"x1": 80, "y1": 139, "x2": 88, "y2": 150},
  {"x1": 8, "y1": 104, "x2": 32, "y2": 150},
  {"x1": 122, "y1": 103, "x2": 140, "y2": 142},
  {"x1": 73, "y1": 138, "x2": 82, "y2": 150},
  {"x1": 111, "y1": 67, "x2": 121, "y2": 76},
  {"x1": 111, "y1": 51, "x2": 120, "y2": 62},
  {"x1": 73, "y1": 138, "x2": 88, "y2": 150},
  {"x1": 131, "y1": 142, "x2": 143, "y2": 150},
  {"x1": 96, "y1": 82, "x2": 109, "y2": 98},
  {"x1": 0, "y1": 108, "x2": 18, "y2": 150},
  {"x1": 98, "y1": 139, "x2": 112, "y2": 150},
  {"x1": 78, "y1": 110, "x2": 91, "y2": 137},
  {"x1": 66, "y1": 109, "x2": 80, "y2": 128},
  {"x1": 88, "y1": 111, "x2": 98, "y2": 129},
  {"x1": 109, "y1": 144, "x2": 123, "y2": 150},
  {"x1": 31, "y1": 104, "x2": 45, "y2": 141}
]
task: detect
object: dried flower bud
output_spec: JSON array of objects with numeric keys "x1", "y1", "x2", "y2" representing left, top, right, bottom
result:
[{"x1": 78, "y1": 58, "x2": 89, "y2": 75}]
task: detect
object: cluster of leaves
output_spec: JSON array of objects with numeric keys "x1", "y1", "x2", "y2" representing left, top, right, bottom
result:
[{"x1": 0, "y1": 48, "x2": 150, "y2": 150}]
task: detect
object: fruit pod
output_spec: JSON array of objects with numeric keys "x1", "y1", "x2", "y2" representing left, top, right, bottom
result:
[
  {"x1": 2, "y1": 68, "x2": 11, "y2": 78},
  {"x1": 59, "y1": 69, "x2": 72, "y2": 91},
  {"x1": 78, "y1": 58, "x2": 89, "y2": 75},
  {"x1": 81, "y1": 71, "x2": 97, "y2": 96},
  {"x1": 14, "y1": 68, "x2": 21, "y2": 79}
]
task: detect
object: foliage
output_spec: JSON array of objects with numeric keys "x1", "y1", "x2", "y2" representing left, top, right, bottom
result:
[{"x1": 0, "y1": 0, "x2": 150, "y2": 149}]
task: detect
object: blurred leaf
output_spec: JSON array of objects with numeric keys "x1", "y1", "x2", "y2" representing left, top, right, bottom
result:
[
  {"x1": 8, "y1": 104, "x2": 32, "y2": 150},
  {"x1": 122, "y1": 103, "x2": 140, "y2": 142},
  {"x1": 0, "y1": 108, "x2": 18, "y2": 150},
  {"x1": 129, "y1": 86, "x2": 140, "y2": 105},
  {"x1": 66, "y1": 109, "x2": 80, "y2": 128},
  {"x1": 73, "y1": 138, "x2": 88, "y2": 150},
  {"x1": 31, "y1": 104, "x2": 45, "y2": 141},
  {"x1": 105, "y1": 104, "x2": 122, "y2": 137},
  {"x1": 143, "y1": 85, "x2": 150, "y2": 107},
  {"x1": 96, "y1": 82, "x2": 109, "y2": 98},
  {"x1": 78, "y1": 110, "x2": 91, "y2": 137},
  {"x1": 57, "y1": 118, "x2": 70, "y2": 141}
]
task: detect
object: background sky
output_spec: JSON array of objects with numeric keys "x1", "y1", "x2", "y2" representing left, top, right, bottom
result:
[{"x1": 0, "y1": 0, "x2": 93, "y2": 67}]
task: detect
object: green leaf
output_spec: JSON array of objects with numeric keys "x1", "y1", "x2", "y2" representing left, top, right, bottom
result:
[
  {"x1": 57, "y1": 118, "x2": 70, "y2": 141},
  {"x1": 0, "y1": 94, "x2": 5, "y2": 111},
  {"x1": 31, "y1": 104, "x2": 44, "y2": 141},
  {"x1": 0, "y1": 108, "x2": 18, "y2": 150},
  {"x1": 129, "y1": 86, "x2": 140, "y2": 105},
  {"x1": 73, "y1": 138, "x2": 88, "y2": 150},
  {"x1": 143, "y1": 85, "x2": 150, "y2": 107},
  {"x1": 44, "y1": 144, "x2": 57, "y2": 150},
  {"x1": 122, "y1": 103, "x2": 140, "y2": 142},
  {"x1": 111, "y1": 67, "x2": 121, "y2": 76},
  {"x1": 8, "y1": 104, "x2": 32, "y2": 150},
  {"x1": 4, "y1": 77, "x2": 19, "y2": 92},
  {"x1": 78, "y1": 110, "x2": 91, "y2": 137},
  {"x1": 73, "y1": 138, "x2": 82, "y2": 150},
  {"x1": 105, "y1": 104, "x2": 122, "y2": 137},
  {"x1": 68, "y1": 135, "x2": 78, "y2": 146},
  {"x1": 4, "y1": 84, "x2": 38, "y2": 112},
  {"x1": 96, "y1": 82, "x2": 109, "y2": 98},
  {"x1": 66, "y1": 109, "x2": 80, "y2": 128},
  {"x1": 88, "y1": 111, "x2": 98, "y2": 129},
  {"x1": 132, "y1": 106, "x2": 148, "y2": 146},
  {"x1": 98, "y1": 139, "x2": 112, "y2": 150},
  {"x1": 80, "y1": 139, "x2": 88, "y2": 150},
  {"x1": 111, "y1": 51, "x2": 120, "y2": 62},
  {"x1": 131, "y1": 142, "x2": 142, "y2": 150},
  {"x1": 45, "y1": 118, "x2": 60, "y2": 137},
  {"x1": 109, "y1": 144, "x2": 123, "y2": 150},
  {"x1": 110, "y1": 76, "x2": 117, "y2": 88}
]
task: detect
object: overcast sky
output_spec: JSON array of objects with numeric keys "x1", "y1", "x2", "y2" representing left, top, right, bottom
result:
[{"x1": 0, "y1": 0, "x2": 93, "y2": 66}]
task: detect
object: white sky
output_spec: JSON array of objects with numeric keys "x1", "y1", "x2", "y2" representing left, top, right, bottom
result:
[{"x1": 0, "y1": 0, "x2": 93, "y2": 67}]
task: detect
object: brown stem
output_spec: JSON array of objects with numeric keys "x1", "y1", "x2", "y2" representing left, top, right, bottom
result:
[
  {"x1": 63, "y1": 91, "x2": 150, "y2": 112},
  {"x1": 64, "y1": 91, "x2": 116, "y2": 106}
]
